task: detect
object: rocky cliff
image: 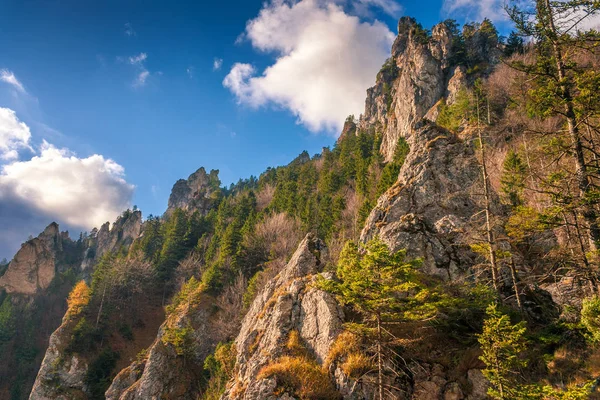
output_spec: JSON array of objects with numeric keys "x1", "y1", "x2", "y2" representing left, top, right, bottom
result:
[
  {"x1": 167, "y1": 167, "x2": 220, "y2": 215},
  {"x1": 361, "y1": 17, "x2": 498, "y2": 162},
  {"x1": 221, "y1": 234, "x2": 344, "y2": 399},
  {"x1": 361, "y1": 121, "x2": 484, "y2": 281},
  {"x1": 0, "y1": 223, "x2": 70, "y2": 295}
]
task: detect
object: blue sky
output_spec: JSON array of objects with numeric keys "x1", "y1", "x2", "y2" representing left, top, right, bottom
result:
[{"x1": 0, "y1": 0, "x2": 515, "y2": 258}]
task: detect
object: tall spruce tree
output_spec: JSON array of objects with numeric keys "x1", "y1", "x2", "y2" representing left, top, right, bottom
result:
[
  {"x1": 506, "y1": 0, "x2": 600, "y2": 255},
  {"x1": 319, "y1": 238, "x2": 423, "y2": 400}
]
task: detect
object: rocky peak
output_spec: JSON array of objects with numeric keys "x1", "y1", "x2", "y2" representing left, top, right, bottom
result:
[
  {"x1": 167, "y1": 167, "x2": 220, "y2": 215},
  {"x1": 0, "y1": 222, "x2": 68, "y2": 295},
  {"x1": 360, "y1": 18, "x2": 500, "y2": 162}
]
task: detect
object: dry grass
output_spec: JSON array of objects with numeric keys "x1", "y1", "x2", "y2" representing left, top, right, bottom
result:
[
  {"x1": 248, "y1": 330, "x2": 264, "y2": 355},
  {"x1": 287, "y1": 330, "x2": 307, "y2": 357},
  {"x1": 340, "y1": 353, "x2": 373, "y2": 379},
  {"x1": 325, "y1": 331, "x2": 361, "y2": 369},
  {"x1": 258, "y1": 356, "x2": 340, "y2": 399}
]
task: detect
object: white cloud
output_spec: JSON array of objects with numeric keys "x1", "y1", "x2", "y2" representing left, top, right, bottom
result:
[
  {"x1": 0, "y1": 139, "x2": 134, "y2": 231},
  {"x1": 127, "y1": 53, "x2": 150, "y2": 87},
  {"x1": 125, "y1": 22, "x2": 136, "y2": 37},
  {"x1": 129, "y1": 52, "x2": 148, "y2": 65},
  {"x1": 0, "y1": 69, "x2": 27, "y2": 94},
  {"x1": 0, "y1": 110, "x2": 135, "y2": 258},
  {"x1": 134, "y1": 70, "x2": 150, "y2": 87},
  {"x1": 0, "y1": 107, "x2": 33, "y2": 160},
  {"x1": 213, "y1": 58, "x2": 223, "y2": 71},
  {"x1": 223, "y1": 0, "x2": 395, "y2": 134},
  {"x1": 443, "y1": 0, "x2": 600, "y2": 28}
]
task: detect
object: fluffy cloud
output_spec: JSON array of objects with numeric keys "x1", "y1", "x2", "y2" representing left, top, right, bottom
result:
[
  {"x1": 0, "y1": 69, "x2": 27, "y2": 94},
  {"x1": 0, "y1": 107, "x2": 33, "y2": 160},
  {"x1": 0, "y1": 110, "x2": 134, "y2": 258},
  {"x1": 223, "y1": 0, "x2": 395, "y2": 134}
]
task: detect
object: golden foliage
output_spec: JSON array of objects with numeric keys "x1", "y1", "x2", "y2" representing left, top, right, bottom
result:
[{"x1": 66, "y1": 280, "x2": 91, "y2": 318}]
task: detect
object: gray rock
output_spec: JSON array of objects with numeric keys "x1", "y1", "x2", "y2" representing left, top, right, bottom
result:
[
  {"x1": 467, "y1": 369, "x2": 489, "y2": 400},
  {"x1": 29, "y1": 315, "x2": 88, "y2": 399},
  {"x1": 221, "y1": 234, "x2": 344, "y2": 400},
  {"x1": 0, "y1": 223, "x2": 63, "y2": 295},
  {"x1": 167, "y1": 167, "x2": 220, "y2": 215},
  {"x1": 361, "y1": 122, "x2": 483, "y2": 280}
]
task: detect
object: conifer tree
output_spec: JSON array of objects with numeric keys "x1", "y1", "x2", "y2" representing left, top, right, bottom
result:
[
  {"x1": 507, "y1": 0, "x2": 600, "y2": 254},
  {"x1": 319, "y1": 238, "x2": 422, "y2": 400},
  {"x1": 501, "y1": 150, "x2": 527, "y2": 208},
  {"x1": 478, "y1": 303, "x2": 528, "y2": 399}
]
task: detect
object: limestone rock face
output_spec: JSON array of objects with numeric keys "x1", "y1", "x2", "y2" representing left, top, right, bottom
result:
[
  {"x1": 29, "y1": 314, "x2": 88, "y2": 400},
  {"x1": 222, "y1": 234, "x2": 344, "y2": 399},
  {"x1": 0, "y1": 223, "x2": 64, "y2": 295},
  {"x1": 361, "y1": 121, "x2": 484, "y2": 280},
  {"x1": 361, "y1": 18, "x2": 455, "y2": 162},
  {"x1": 167, "y1": 167, "x2": 220, "y2": 215},
  {"x1": 94, "y1": 210, "x2": 142, "y2": 260},
  {"x1": 106, "y1": 294, "x2": 217, "y2": 399},
  {"x1": 360, "y1": 17, "x2": 500, "y2": 163}
]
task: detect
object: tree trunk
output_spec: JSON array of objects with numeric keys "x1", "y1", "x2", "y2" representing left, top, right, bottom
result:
[
  {"x1": 377, "y1": 312, "x2": 383, "y2": 400},
  {"x1": 96, "y1": 283, "x2": 107, "y2": 329},
  {"x1": 509, "y1": 257, "x2": 523, "y2": 310},
  {"x1": 543, "y1": 0, "x2": 600, "y2": 253},
  {"x1": 477, "y1": 95, "x2": 500, "y2": 293}
]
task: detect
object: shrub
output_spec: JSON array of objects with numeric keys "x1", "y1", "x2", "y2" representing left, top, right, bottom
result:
[
  {"x1": 118, "y1": 323, "x2": 134, "y2": 341},
  {"x1": 68, "y1": 317, "x2": 101, "y2": 353},
  {"x1": 581, "y1": 297, "x2": 600, "y2": 343},
  {"x1": 202, "y1": 342, "x2": 236, "y2": 400},
  {"x1": 165, "y1": 277, "x2": 205, "y2": 316},
  {"x1": 162, "y1": 324, "x2": 194, "y2": 356},
  {"x1": 0, "y1": 295, "x2": 16, "y2": 342}
]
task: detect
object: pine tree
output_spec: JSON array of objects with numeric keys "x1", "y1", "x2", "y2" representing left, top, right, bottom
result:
[
  {"x1": 319, "y1": 238, "x2": 423, "y2": 400},
  {"x1": 507, "y1": 0, "x2": 600, "y2": 254},
  {"x1": 478, "y1": 303, "x2": 528, "y2": 399},
  {"x1": 501, "y1": 150, "x2": 527, "y2": 208},
  {"x1": 503, "y1": 32, "x2": 524, "y2": 57},
  {"x1": 158, "y1": 208, "x2": 189, "y2": 281}
]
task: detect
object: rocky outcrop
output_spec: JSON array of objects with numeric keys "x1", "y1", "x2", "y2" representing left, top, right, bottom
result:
[
  {"x1": 106, "y1": 289, "x2": 216, "y2": 399},
  {"x1": 167, "y1": 167, "x2": 220, "y2": 215},
  {"x1": 361, "y1": 121, "x2": 485, "y2": 280},
  {"x1": 0, "y1": 223, "x2": 67, "y2": 295},
  {"x1": 29, "y1": 313, "x2": 88, "y2": 400},
  {"x1": 361, "y1": 18, "x2": 455, "y2": 162},
  {"x1": 95, "y1": 210, "x2": 142, "y2": 259},
  {"x1": 222, "y1": 234, "x2": 344, "y2": 399},
  {"x1": 360, "y1": 17, "x2": 500, "y2": 162}
]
